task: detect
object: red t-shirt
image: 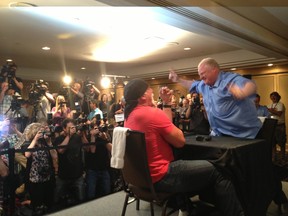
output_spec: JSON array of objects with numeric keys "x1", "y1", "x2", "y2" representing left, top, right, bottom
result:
[{"x1": 124, "y1": 106, "x2": 175, "y2": 183}]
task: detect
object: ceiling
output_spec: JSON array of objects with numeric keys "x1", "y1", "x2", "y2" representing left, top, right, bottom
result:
[{"x1": 0, "y1": 0, "x2": 288, "y2": 86}]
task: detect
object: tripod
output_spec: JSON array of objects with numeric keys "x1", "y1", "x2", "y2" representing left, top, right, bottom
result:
[{"x1": 30, "y1": 100, "x2": 46, "y2": 123}]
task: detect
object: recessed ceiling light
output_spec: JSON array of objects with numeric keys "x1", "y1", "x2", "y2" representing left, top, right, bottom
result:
[
  {"x1": 6, "y1": 59, "x2": 13, "y2": 62},
  {"x1": 42, "y1": 46, "x2": 50, "y2": 51},
  {"x1": 231, "y1": 68, "x2": 237, "y2": 71},
  {"x1": 184, "y1": 47, "x2": 191, "y2": 50},
  {"x1": 267, "y1": 63, "x2": 273, "y2": 67},
  {"x1": 81, "y1": 67, "x2": 86, "y2": 70},
  {"x1": 151, "y1": 78, "x2": 155, "y2": 80}
]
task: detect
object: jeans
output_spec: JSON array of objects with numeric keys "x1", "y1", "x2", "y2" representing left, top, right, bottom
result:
[
  {"x1": 54, "y1": 176, "x2": 85, "y2": 204},
  {"x1": 86, "y1": 169, "x2": 111, "y2": 200},
  {"x1": 154, "y1": 160, "x2": 244, "y2": 216}
]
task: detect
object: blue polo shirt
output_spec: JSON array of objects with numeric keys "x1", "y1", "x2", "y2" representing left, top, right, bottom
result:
[
  {"x1": 87, "y1": 108, "x2": 103, "y2": 120},
  {"x1": 190, "y1": 71, "x2": 262, "y2": 139},
  {"x1": 256, "y1": 105, "x2": 270, "y2": 117}
]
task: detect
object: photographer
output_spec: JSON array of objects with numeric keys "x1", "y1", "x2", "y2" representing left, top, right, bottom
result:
[
  {"x1": 69, "y1": 81, "x2": 84, "y2": 113},
  {"x1": 53, "y1": 118, "x2": 85, "y2": 207},
  {"x1": 29, "y1": 80, "x2": 55, "y2": 121},
  {"x1": 0, "y1": 62, "x2": 23, "y2": 95},
  {"x1": 185, "y1": 92, "x2": 210, "y2": 135},
  {"x1": 82, "y1": 78, "x2": 100, "y2": 115},
  {"x1": 84, "y1": 124, "x2": 112, "y2": 200},
  {"x1": 23, "y1": 123, "x2": 57, "y2": 215},
  {"x1": 177, "y1": 98, "x2": 190, "y2": 131},
  {"x1": 51, "y1": 95, "x2": 72, "y2": 126}
]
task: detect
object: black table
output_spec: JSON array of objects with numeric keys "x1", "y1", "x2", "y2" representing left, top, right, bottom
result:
[{"x1": 179, "y1": 135, "x2": 275, "y2": 216}]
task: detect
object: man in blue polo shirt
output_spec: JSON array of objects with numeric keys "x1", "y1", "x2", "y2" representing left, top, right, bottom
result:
[
  {"x1": 87, "y1": 99, "x2": 103, "y2": 122},
  {"x1": 169, "y1": 57, "x2": 262, "y2": 139},
  {"x1": 255, "y1": 94, "x2": 270, "y2": 117}
]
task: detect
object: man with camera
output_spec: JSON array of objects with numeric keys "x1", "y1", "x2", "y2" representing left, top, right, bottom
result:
[
  {"x1": 0, "y1": 62, "x2": 23, "y2": 95},
  {"x1": 185, "y1": 92, "x2": 210, "y2": 135},
  {"x1": 82, "y1": 78, "x2": 100, "y2": 115},
  {"x1": 53, "y1": 118, "x2": 85, "y2": 208},
  {"x1": 31, "y1": 80, "x2": 55, "y2": 121},
  {"x1": 84, "y1": 124, "x2": 112, "y2": 200},
  {"x1": 69, "y1": 81, "x2": 84, "y2": 113}
]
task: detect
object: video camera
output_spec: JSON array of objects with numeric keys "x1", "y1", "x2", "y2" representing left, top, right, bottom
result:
[
  {"x1": 0, "y1": 62, "x2": 17, "y2": 89},
  {"x1": 85, "y1": 80, "x2": 95, "y2": 87},
  {"x1": 75, "y1": 114, "x2": 89, "y2": 132},
  {"x1": 28, "y1": 80, "x2": 48, "y2": 104},
  {"x1": 0, "y1": 62, "x2": 16, "y2": 79},
  {"x1": 83, "y1": 78, "x2": 96, "y2": 94},
  {"x1": 10, "y1": 94, "x2": 26, "y2": 111}
]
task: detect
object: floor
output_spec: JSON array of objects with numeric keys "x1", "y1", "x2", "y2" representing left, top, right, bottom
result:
[{"x1": 48, "y1": 182, "x2": 288, "y2": 216}]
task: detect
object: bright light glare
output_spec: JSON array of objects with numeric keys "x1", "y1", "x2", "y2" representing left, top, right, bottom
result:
[
  {"x1": 101, "y1": 77, "x2": 111, "y2": 88},
  {"x1": 63, "y1": 75, "x2": 72, "y2": 85},
  {"x1": 19, "y1": 7, "x2": 185, "y2": 62}
]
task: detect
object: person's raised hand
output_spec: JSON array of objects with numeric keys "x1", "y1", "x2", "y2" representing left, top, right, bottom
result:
[
  {"x1": 159, "y1": 86, "x2": 173, "y2": 104},
  {"x1": 169, "y1": 69, "x2": 178, "y2": 82}
]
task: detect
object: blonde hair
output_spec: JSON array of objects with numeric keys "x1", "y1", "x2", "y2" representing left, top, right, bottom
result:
[
  {"x1": 25, "y1": 123, "x2": 43, "y2": 141},
  {"x1": 55, "y1": 95, "x2": 65, "y2": 109}
]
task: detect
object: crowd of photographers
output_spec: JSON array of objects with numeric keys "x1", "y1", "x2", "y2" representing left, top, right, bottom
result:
[{"x1": 0, "y1": 62, "x2": 125, "y2": 215}]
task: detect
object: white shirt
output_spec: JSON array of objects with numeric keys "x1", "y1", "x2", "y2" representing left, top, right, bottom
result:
[{"x1": 267, "y1": 101, "x2": 286, "y2": 124}]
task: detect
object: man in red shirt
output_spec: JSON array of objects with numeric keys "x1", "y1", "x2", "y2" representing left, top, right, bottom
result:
[{"x1": 124, "y1": 78, "x2": 244, "y2": 216}]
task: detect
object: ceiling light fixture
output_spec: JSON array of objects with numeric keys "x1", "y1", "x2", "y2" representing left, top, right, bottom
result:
[
  {"x1": 184, "y1": 47, "x2": 191, "y2": 50},
  {"x1": 42, "y1": 46, "x2": 50, "y2": 51},
  {"x1": 6, "y1": 59, "x2": 13, "y2": 62},
  {"x1": 81, "y1": 67, "x2": 86, "y2": 70},
  {"x1": 231, "y1": 68, "x2": 237, "y2": 71},
  {"x1": 267, "y1": 63, "x2": 273, "y2": 67}
]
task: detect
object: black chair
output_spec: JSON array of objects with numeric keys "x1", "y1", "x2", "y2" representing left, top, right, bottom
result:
[
  {"x1": 121, "y1": 130, "x2": 178, "y2": 216},
  {"x1": 256, "y1": 118, "x2": 278, "y2": 159}
]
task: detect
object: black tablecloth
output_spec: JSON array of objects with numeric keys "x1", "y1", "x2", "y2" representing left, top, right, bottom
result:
[{"x1": 178, "y1": 135, "x2": 274, "y2": 216}]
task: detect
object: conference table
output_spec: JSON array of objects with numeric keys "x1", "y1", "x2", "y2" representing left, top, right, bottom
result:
[{"x1": 177, "y1": 134, "x2": 275, "y2": 216}]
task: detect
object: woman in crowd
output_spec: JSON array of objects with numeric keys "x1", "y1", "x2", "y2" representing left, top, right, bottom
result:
[
  {"x1": 51, "y1": 95, "x2": 72, "y2": 126},
  {"x1": 24, "y1": 123, "x2": 57, "y2": 215},
  {"x1": 99, "y1": 94, "x2": 108, "y2": 115}
]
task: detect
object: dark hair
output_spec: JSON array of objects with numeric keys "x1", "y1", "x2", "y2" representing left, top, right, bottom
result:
[
  {"x1": 62, "y1": 118, "x2": 76, "y2": 128},
  {"x1": 270, "y1": 91, "x2": 281, "y2": 102},
  {"x1": 255, "y1": 94, "x2": 260, "y2": 99},
  {"x1": 100, "y1": 94, "x2": 107, "y2": 101},
  {"x1": 90, "y1": 99, "x2": 98, "y2": 107}
]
